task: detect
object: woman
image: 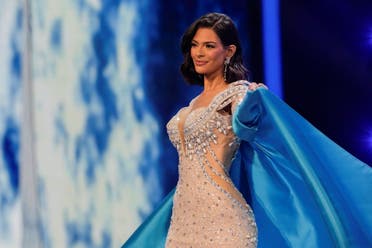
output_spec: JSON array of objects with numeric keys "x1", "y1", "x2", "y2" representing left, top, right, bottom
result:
[
  {"x1": 165, "y1": 13, "x2": 262, "y2": 247},
  {"x1": 123, "y1": 13, "x2": 372, "y2": 248}
]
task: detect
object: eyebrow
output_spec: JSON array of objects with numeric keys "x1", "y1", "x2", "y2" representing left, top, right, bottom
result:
[{"x1": 191, "y1": 40, "x2": 217, "y2": 44}]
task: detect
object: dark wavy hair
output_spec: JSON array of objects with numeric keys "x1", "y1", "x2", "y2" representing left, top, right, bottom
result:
[{"x1": 180, "y1": 13, "x2": 248, "y2": 85}]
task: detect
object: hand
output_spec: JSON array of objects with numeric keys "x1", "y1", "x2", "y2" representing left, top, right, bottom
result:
[{"x1": 248, "y1": 82, "x2": 268, "y2": 91}]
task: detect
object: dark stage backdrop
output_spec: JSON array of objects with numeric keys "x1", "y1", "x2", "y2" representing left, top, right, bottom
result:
[{"x1": 281, "y1": 0, "x2": 372, "y2": 165}]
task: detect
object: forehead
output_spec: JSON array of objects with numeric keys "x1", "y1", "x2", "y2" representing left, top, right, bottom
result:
[{"x1": 193, "y1": 28, "x2": 221, "y2": 43}]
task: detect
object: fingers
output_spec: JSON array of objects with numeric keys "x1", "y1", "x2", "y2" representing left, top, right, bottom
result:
[
  {"x1": 258, "y1": 83, "x2": 268, "y2": 89},
  {"x1": 248, "y1": 82, "x2": 268, "y2": 91}
]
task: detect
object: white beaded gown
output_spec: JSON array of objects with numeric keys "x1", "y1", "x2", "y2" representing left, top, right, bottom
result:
[{"x1": 165, "y1": 81, "x2": 257, "y2": 248}]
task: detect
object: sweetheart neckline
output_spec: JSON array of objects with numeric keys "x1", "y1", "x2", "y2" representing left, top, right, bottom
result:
[
  {"x1": 167, "y1": 80, "x2": 249, "y2": 131},
  {"x1": 177, "y1": 84, "x2": 238, "y2": 155}
]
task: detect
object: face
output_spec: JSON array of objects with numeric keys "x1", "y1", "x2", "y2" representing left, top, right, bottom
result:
[{"x1": 190, "y1": 28, "x2": 228, "y2": 78}]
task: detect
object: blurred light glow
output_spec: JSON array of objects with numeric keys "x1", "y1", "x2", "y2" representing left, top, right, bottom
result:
[
  {"x1": 262, "y1": 0, "x2": 283, "y2": 98},
  {"x1": 367, "y1": 129, "x2": 372, "y2": 148}
]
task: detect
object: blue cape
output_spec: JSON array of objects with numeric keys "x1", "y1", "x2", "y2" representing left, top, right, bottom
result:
[{"x1": 123, "y1": 89, "x2": 372, "y2": 248}]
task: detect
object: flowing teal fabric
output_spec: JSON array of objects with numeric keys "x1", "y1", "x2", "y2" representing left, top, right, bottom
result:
[
  {"x1": 123, "y1": 89, "x2": 372, "y2": 248},
  {"x1": 122, "y1": 188, "x2": 174, "y2": 248}
]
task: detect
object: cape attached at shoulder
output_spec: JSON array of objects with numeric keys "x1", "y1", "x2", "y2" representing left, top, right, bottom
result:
[
  {"x1": 122, "y1": 89, "x2": 372, "y2": 248},
  {"x1": 232, "y1": 88, "x2": 372, "y2": 247}
]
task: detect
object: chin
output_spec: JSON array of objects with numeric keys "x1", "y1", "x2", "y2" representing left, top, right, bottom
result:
[{"x1": 194, "y1": 68, "x2": 208, "y2": 75}]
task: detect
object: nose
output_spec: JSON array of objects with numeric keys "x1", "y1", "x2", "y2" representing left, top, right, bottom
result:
[{"x1": 196, "y1": 46, "x2": 205, "y2": 57}]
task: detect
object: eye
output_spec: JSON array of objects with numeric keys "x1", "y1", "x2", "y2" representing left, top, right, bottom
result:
[
  {"x1": 191, "y1": 42, "x2": 197, "y2": 47},
  {"x1": 206, "y1": 44, "x2": 215, "y2": 48}
]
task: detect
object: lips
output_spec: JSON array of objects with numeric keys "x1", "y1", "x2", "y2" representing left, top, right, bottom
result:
[{"x1": 194, "y1": 60, "x2": 208, "y2": 66}]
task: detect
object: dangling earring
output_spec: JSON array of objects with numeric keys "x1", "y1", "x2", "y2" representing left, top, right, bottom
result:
[{"x1": 223, "y1": 57, "x2": 230, "y2": 82}]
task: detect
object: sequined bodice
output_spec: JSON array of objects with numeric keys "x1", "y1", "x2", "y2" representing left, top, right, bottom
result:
[{"x1": 165, "y1": 81, "x2": 257, "y2": 247}]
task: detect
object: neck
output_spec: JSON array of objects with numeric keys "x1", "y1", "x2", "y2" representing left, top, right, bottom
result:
[{"x1": 203, "y1": 74, "x2": 227, "y2": 93}]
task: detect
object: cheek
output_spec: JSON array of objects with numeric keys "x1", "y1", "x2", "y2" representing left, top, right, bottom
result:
[
  {"x1": 210, "y1": 50, "x2": 225, "y2": 61},
  {"x1": 211, "y1": 52, "x2": 225, "y2": 64},
  {"x1": 190, "y1": 47, "x2": 197, "y2": 58}
]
